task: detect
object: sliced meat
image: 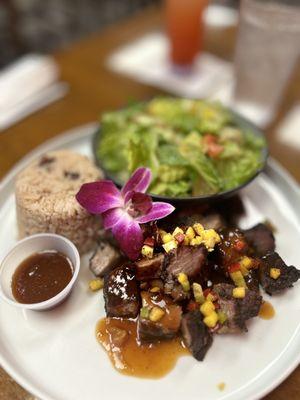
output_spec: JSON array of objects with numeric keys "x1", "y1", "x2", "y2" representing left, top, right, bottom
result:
[
  {"x1": 89, "y1": 241, "x2": 122, "y2": 277},
  {"x1": 181, "y1": 311, "x2": 213, "y2": 361},
  {"x1": 259, "y1": 252, "x2": 300, "y2": 295},
  {"x1": 167, "y1": 245, "x2": 207, "y2": 278},
  {"x1": 135, "y1": 253, "x2": 165, "y2": 281},
  {"x1": 244, "y1": 269, "x2": 260, "y2": 292},
  {"x1": 138, "y1": 291, "x2": 182, "y2": 342},
  {"x1": 213, "y1": 283, "x2": 262, "y2": 333},
  {"x1": 104, "y1": 264, "x2": 140, "y2": 318},
  {"x1": 243, "y1": 223, "x2": 275, "y2": 256}
]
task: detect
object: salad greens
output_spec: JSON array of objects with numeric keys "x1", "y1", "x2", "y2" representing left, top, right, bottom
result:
[{"x1": 97, "y1": 98, "x2": 266, "y2": 197}]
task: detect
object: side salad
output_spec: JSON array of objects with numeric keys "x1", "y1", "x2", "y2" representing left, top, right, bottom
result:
[{"x1": 97, "y1": 98, "x2": 266, "y2": 197}]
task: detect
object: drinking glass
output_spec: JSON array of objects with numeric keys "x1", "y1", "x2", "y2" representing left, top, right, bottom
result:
[
  {"x1": 165, "y1": 0, "x2": 208, "y2": 67},
  {"x1": 233, "y1": 0, "x2": 300, "y2": 126}
]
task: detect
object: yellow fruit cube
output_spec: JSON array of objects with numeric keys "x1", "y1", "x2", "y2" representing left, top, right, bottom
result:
[
  {"x1": 190, "y1": 236, "x2": 202, "y2": 246},
  {"x1": 232, "y1": 287, "x2": 246, "y2": 298},
  {"x1": 89, "y1": 278, "x2": 104, "y2": 291},
  {"x1": 149, "y1": 306, "x2": 165, "y2": 322},
  {"x1": 193, "y1": 223, "x2": 204, "y2": 235},
  {"x1": 162, "y1": 233, "x2": 173, "y2": 244},
  {"x1": 192, "y1": 282, "x2": 205, "y2": 304},
  {"x1": 186, "y1": 227, "x2": 195, "y2": 240},
  {"x1": 141, "y1": 245, "x2": 154, "y2": 258},
  {"x1": 270, "y1": 268, "x2": 281, "y2": 280},
  {"x1": 177, "y1": 273, "x2": 190, "y2": 292},
  {"x1": 240, "y1": 256, "x2": 252, "y2": 269},
  {"x1": 163, "y1": 240, "x2": 177, "y2": 253},
  {"x1": 172, "y1": 227, "x2": 184, "y2": 237},
  {"x1": 200, "y1": 300, "x2": 215, "y2": 317},
  {"x1": 203, "y1": 311, "x2": 219, "y2": 328}
]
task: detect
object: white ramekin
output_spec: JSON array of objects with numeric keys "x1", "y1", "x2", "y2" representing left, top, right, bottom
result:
[{"x1": 0, "y1": 233, "x2": 80, "y2": 311}]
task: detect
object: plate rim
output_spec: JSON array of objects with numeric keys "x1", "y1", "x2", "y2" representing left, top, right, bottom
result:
[{"x1": 0, "y1": 123, "x2": 300, "y2": 400}]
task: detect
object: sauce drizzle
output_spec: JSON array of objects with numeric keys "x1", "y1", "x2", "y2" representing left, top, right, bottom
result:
[
  {"x1": 96, "y1": 318, "x2": 189, "y2": 378},
  {"x1": 259, "y1": 301, "x2": 275, "y2": 320}
]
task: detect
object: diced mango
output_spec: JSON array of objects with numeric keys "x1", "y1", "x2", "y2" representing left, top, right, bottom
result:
[
  {"x1": 201, "y1": 229, "x2": 221, "y2": 251},
  {"x1": 177, "y1": 273, "x2": 190, "y2": 292},
  {"x1": 190, "y1": 236, "x2": 202, "y2": 246},
  {"x1": 192, "y1": 282, "x2": 205, "y2": 304},
  {"x1": 230, "y1": 270, "x2": 247, "y2": 288},
  {"x1": 185, "y1": 227, "x2": 195, "y2": 240},
  {"x1": 200, "y1": 300, "x2": 215, "y2": 317},
  {"x1": 203, "y1": 311, "x2": 219, "y2": 328},
  {"x1": 240, "y1": 256, "x2": 252, "y2": 269},
  {"x1": 162, "y1": 233, "x2": 173, "y2": 244},
  {"x1": 141, "y1": 245, "x2": 154, "y2": 258},
  {"x1": 172, "y1": 227, "x2": 184, "y2": 237},
  {"x1": 149, "y1": 306, "x2": 165, "y2": 322},
  {"x1": 89, "y1": 278, "x2": 104, "y2": 291},
  {"x1": 193, "y1": 223, "x2": 204, "y2": 235},
  {"x1": 270, "y1": 268, "x2": 281, "y2": 280},
  {"x1": 163, "y1": 240, "x2": 178, "y2": 253},
  {"x1": 232, "y1": 287, "x2": 246, "y2": 298}
]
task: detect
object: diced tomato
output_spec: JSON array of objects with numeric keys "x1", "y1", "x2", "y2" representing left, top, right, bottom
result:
[
  {"x1": 187, "y1": 301, "x2": 198, "y2": 311},
  {"x1": 203, "y1": 134, "x2": 224, "y2": 159},
  {"x1": 143, "y1": 237, "x2": 155, "y2": 247},
  {"x1": 234, "y1": 240, "x2": 246, "y2": 252},
  {"x1": 228, "y1": 263, "x2": 241, "y2": 273}
]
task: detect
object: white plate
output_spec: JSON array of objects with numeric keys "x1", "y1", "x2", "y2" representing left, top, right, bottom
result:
[{"x1": 0, "y1": 123, "x2": 300, "y2": 400}]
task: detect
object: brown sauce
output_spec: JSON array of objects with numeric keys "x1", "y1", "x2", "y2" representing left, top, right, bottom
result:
[
  {"x1": 259, "y1": 301, "x2": 275, "y2": 320},
  {"x1": 96, "y1": 318, "x2": 189, "y2": 378},
  {"x1": 12, "y1": 251, "x2": 73, "y2": 304}
]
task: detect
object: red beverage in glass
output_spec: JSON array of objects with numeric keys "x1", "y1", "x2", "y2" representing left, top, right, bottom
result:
[{"x1": 165, "y1": 0, "x2": 208, "y2": 66}]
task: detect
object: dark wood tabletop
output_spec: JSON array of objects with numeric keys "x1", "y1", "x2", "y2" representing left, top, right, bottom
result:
[{"x1": 0, "y1": 6, "x2": 299, "y2": 400}]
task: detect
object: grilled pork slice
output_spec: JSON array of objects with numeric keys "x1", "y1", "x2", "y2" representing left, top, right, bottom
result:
[
  {"x1": 166, "y1": 245, "x2": 207, "y2": 278},
  {"x1": 135, "y1": 253, "x2": 165, "y2": 281},
  {"x1": 181, "y1": 311, "x2": 213, "y2": 361},
  {"x1": 259, "y1": 252, "x2": 300, "y2": 295},
  {"x1": 89, "y1": 241, "x2": 122, "y2": 277},
  {"x1": 138, "y1": 291, "x2": 182, "y2": 342},
  {"x1": 213, "y1": 283, "x2": 262, "y2": 333},
  {"x1": 243, "y1": 223, "x2": 275, "y2": 256},
  {"x1": 104, "y1": 264, "x2": 140, "y2": 318}
]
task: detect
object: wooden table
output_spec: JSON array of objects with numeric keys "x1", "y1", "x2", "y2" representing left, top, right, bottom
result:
[{"x1": 0, "y1": 6, "x2": 299, "y2": 400}]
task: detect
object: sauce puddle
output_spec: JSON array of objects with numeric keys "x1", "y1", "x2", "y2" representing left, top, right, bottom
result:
[
  {"x1": 259, "y1": 301, "x2": 275, "y2": 320},
  {"x1": 96, "y1": 318, "x2": 189, "y2": 378}
]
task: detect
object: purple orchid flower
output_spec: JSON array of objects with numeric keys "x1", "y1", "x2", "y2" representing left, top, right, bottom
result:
[{"x1": 76, "y1": 167, "x2": 175, "y2": 260}]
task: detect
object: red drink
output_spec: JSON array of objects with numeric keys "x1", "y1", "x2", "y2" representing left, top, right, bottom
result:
[{"x1": 165, "y1": 0, "x2": 208, "y2": 66}]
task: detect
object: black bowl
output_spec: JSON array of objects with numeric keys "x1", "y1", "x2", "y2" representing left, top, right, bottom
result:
[{"x1": 92, "y1": 109, "x2": 268, "y2": 206}]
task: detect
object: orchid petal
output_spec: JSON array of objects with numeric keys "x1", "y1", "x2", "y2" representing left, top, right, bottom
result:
[
  {"x1": 121, "y1": 167, "x2": 151, "y2": 199},
  {"x1": 112, "y1": 216, "x2": 143, "y2": 260},
  {"x1": 76, "y1": 181, "x2": 122, "y2": 214},
  {"x1": 135, "y1": 202, "x2": 175, "y2": 224},
  {"x1": 102, "y1": 208, "x2": 130, "y2": 230}
]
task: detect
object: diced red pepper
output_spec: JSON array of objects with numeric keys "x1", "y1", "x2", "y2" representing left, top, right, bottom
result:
[
  {"x1": 203, "y1": 288, "x2": 211, "y2": 298},
  {"x1": 228, "y1": 263, "x2": 241, "y2": 273},
  {"x1": 174, "y1": 233, "x2": 185, "y2": 244},
  {"x1": 203, "y1": 134, "x2": 224, "y2": 159},
  {"x1": 187, "y1": 300, "x2": 198, "y2": 311},
  {"x1": 234, "y1": 240, "x2": 246, "y2": 252},
  {"x1": 143, "y1": 237, "x2": 155, "y2": 247}
]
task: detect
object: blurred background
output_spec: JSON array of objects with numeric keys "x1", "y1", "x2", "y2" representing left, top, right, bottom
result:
[{"x1": 0, "y1": 0, "x2": 238, "y2": 67}]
